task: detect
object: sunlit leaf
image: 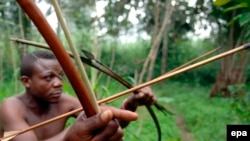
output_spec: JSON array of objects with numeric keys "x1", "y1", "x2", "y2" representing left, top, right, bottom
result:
[
  {"x1": 223, "y1": 3, "x2": 248, "y2": 12},
  {"x1": 213, "y1": 0, "x2": 232, "y2": 6}
]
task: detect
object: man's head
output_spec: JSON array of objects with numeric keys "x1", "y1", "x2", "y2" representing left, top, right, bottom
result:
[
  {"x1": 20, "y1": 50, "x2": 57, "y2": 77},
  {"x1": 20, "y1": 50, "x2": 64, "y2": 103}
]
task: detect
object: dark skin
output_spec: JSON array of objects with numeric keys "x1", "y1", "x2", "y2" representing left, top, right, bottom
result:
[
  {"x1": 0, "y1": 55, "x2": 156, "y2": 141},
  {"x1": 64, "y1": 106, "x2": 139, "y2": 141},
  {"x1": 0, "y1": 119, "x2": 3, "y2": 137}
]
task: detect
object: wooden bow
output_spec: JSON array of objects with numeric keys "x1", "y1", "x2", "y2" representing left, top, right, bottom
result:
[{"x1": 16, "y1": 0, "x2": 99, "y2": 117}]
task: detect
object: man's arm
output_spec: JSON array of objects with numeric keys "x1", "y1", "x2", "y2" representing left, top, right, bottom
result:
[{"x1": 0, "y1": 117, "x2": 4, "y2": 137}]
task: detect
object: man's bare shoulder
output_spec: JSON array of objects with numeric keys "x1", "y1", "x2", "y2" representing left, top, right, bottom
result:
[
  {"x1": 0, "y1": 95, "x2": 24, "y2": 108},
  {"x1": 60, "y1": 93, "x2": 78, "y2": 102},
  {"x1": 59, "y1": 94, "x2": 81, "y2": 114},
  {"x1": 0, "y1": 95, "x2": 25, "y2": 118},
  {"x1": 60, "y1": 93, "x2": 80, "y2": 106}
]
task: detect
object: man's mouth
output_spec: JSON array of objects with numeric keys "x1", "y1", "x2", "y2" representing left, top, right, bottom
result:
[{"x1": 50, "y1": 91, "x2": 62, "y2": 97}]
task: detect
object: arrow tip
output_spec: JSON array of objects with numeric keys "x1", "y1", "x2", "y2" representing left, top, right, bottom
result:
[{"x1": 244, "y1": 43, "x2": 250, "y2": 49}]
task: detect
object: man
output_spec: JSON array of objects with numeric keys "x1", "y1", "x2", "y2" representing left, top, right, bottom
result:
[{"x1": 0, "y1": 50, "x2": 156, "y2": 140}]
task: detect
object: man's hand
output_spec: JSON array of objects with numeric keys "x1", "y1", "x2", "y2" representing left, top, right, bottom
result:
[
  {"x1": 63, "y1": 106, "x2": 138, "y2": 141},
  {"x1": 123, "y1": 86, "x2": 157, "y2": 111}
]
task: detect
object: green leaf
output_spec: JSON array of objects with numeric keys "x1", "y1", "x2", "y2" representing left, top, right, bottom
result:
[
  {"x1": 226, "y1": 12, "x2": 250, "y2": 27},
  {"x1": 223, "y1": 3, "x2": 248, "y2": 12},
  {"x1": 213, "y1": 0, "x2": 231, "y2": 6},
  {"x1": 244, "y1": 30, "x2": 250, "y2": 40},
  {"x1": 226, "y1": 14, "x2": 241, "y2": 26},
  {"x1": 239, "y1": 12, "x2": 250, "y2": 26}
]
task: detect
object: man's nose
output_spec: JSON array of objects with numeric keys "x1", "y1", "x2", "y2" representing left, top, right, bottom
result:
[{"x1": 53, "y1": 76, "x2": 63, "y2": 87}]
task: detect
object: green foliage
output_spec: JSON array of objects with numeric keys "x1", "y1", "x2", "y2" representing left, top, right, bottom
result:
[
  {"x1": 65, "y1": 117, "x2": 75, "y2": 128},
  {"x1": 214, "y1": 0, "x2": 250, "y2": 27},
  {"x1": 228, "y1": 83, "x2": 250, "y2": 123},
  {"x1": 163, "y1": 39, "x2": 219, "y2": 85},
  {"x1": 237, "y1": 12, "x2": 250, "y2": 26},
  {"x1": 0, "y1": 81, "x2": 24, "y2": 103},
  {"x1": 101, "y1": 39, "x2": 151, "y2": 78}
]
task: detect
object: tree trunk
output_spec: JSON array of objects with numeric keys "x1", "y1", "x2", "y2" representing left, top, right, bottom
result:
[
  {"x1": 0, "y1": 46, "x2": 4, "y2": 83},
  {"x1": 146, "y1": 2, "x2": 174, "y2": 81},
  {"x1": 91, "y1": 1, "x2": 103, "y2": 92},
  {"x1": 10, "y1": 41, "x2": 19, "y2": 92},
  {"x1": 90, "y1": 34, "x2": 101, "y2": 92},
  {"x1": 161, "y1": 30, "x2": 169, "y2": 74},
  {"x1": 106, "y1": 42, "x2": 117, "y2": 87},
  {"x1": 18, "y1": 7, "x2": 27, "y2": 59},
  {"x1": 210, "y1": 12, "x2": 248, "y2": 97},
  {"x1": 139, "y1": 1, "x2": 174, "y2": 83},
  {"x1": 138, "y1": 1, "x2": 160, "y2": 84}
]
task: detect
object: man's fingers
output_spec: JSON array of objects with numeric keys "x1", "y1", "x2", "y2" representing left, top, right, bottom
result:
[
  {"x1": 100, "y1": 106, "x2": 138, "y2": 121},
  {"x1": 82, "y1": 110, "x2": 113, "y2": 132},
  {"x1": 92, "y1": 120, "x2": 122, "y2": 141},
  {"x1": 109, "y1": 126, "x2": 123, "y2": 141},
  {"x1": 80, "y1": 106, "x2": 138, "y2": 133}
]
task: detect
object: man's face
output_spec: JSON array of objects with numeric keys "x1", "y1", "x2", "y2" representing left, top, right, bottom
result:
[{"x1": 26, "y1": 58, "x2": 64, "y2": 103}]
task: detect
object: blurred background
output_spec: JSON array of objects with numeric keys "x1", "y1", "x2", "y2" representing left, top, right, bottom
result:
[{"x1": 0, "y1": 0, "x2": 250, "y2": 140}]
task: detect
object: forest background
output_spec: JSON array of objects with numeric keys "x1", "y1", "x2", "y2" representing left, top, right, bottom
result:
[{"x1": 0, "y1": 0, "x2": 250, "y2": 141}]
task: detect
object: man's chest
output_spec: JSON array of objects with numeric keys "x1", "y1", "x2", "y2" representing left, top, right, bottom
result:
[{"x1": 25, "y1": 108, "x2": 69, "y2": 139}]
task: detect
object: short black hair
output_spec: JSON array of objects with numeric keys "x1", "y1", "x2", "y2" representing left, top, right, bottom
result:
[{"x1": 20, "y1": 50, "x2": 56, "y2": 77}]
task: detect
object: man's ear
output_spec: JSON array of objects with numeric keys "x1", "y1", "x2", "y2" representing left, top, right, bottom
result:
[{"x1": 21, "y1": 76, "x2": 30, "y2": 88}]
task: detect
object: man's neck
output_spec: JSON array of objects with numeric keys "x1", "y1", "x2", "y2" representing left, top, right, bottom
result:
[{"x1": 20, "y1": 94, "x2": 51, "y2": 114}]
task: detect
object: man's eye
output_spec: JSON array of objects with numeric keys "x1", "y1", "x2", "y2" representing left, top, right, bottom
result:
[
  {"x1": 45, "y1": 75, "x2": 52, "y2": 81},
  {"x1": 59, "y1": 73, "x2": 64, "y2": 78}
]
